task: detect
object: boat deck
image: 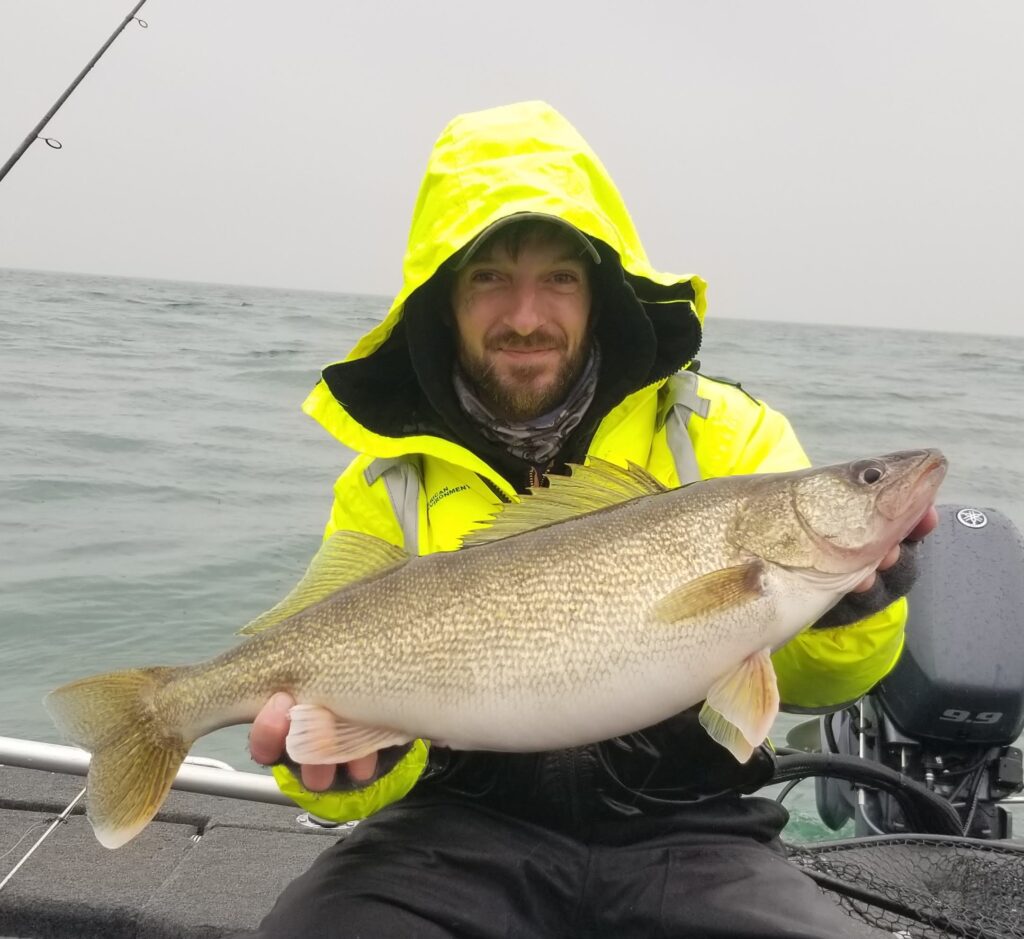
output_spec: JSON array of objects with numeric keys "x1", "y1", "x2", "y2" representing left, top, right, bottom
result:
[
  {"x1": 0, "y1": 763, "x2": 341, "y2": 938},
  {"x1": 6, "y1": 763, "x2": 1014, "y2": 939}
]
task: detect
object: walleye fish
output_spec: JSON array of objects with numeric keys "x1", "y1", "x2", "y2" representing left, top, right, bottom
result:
[{"x1": 46, "y1": 449, "x2": 946, "y2": 848}]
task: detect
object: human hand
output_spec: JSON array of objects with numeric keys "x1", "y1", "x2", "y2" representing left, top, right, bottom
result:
[
  {"x1": 850, "y1": 504, "x2": 939, "y2": 593},
  {"x1": 249, "y1": 692, "x2": 379, "y2": 791}
]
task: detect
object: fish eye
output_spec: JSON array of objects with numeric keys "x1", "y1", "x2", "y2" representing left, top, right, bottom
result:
[{"x1": 852, "y1": 460, "x2": 886, "y2": 485}]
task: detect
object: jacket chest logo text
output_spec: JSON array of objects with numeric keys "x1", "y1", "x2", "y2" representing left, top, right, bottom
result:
[{"x1": 428, "y1": 484, "x2": 470, "y2": 509}]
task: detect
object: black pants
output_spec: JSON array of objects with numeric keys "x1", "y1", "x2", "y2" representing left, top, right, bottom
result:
[{"x1": 239, "y1": 794, "x2": 860, "y2": 938}]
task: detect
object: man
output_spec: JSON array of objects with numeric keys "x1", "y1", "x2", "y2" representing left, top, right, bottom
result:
[{"x1": 243, "y1": 101, "x2": 935, "y2": 937}]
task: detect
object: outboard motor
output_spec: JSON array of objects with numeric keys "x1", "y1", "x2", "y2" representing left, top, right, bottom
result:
[{"x1": 816, "y1": 504, "x2": 1024, "y2": 839}]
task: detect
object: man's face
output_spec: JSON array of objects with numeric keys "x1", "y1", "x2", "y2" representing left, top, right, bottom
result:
[{"x1": 451, "y1": 236, "x2": 592, "y2": 422}]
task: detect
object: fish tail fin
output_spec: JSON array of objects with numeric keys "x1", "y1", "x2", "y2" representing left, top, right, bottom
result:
[{"x1": 45, "y1": 666, "x2": 189, "y2": 849}]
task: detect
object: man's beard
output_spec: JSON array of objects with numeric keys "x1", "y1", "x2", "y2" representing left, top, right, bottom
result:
[{"x1": 458, "y1": 331, "x2": 590, "y2": 422}]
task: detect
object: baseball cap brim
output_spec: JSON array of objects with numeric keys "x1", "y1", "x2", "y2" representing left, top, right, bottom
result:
[{"x1": 452, "y1": 213, "x2": 601, "y2": 270}]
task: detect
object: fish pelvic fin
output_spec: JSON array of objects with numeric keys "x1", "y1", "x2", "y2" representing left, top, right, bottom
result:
[
  {"x1": 461, "y1": 458, "x2": 667, "y2": 548},
  {"x1": 699, "y1": 648, "x2": 780, "y2": 763},
  {"x1": 44, "y1": 667, "x2": 188, "y2": 849},
  {"x1": 238, "y1": 531, "x2": 409, "y2": 635},
  {"x1": 285, "y1": 704, "x2": 412, "y2": 764},
  {"x1": 653, "y1": 561, "x2": 766, "y2": 623}
]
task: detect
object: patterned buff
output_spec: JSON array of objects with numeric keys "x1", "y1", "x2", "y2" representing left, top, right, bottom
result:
[{"x1": 453, "y1": 345, "x2": 602, "y2": 466}]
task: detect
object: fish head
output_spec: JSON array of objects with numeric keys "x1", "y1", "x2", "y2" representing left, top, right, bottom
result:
[{"x1": 732, "y1": 449, "x2": 947, "y2": 576}]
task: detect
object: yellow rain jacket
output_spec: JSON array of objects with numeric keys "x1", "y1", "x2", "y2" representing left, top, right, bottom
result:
[{"x1": 274, "y1": 101, "x2": 908, "y2": 822}]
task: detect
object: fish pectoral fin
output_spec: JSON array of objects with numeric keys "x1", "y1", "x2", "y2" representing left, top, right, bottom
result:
[
  {"x1": 698, "y1": 647, "x2": 779, "y2": 763},
  {"x1": 653, "y1": 561, "x2": 766, "y2": 623},
  {"x1": 285, "y1": 704, "x2": 412, "y2": 765},
  {"x1": 238, "y1": 531, "x2": 409, "y2": 635},
  {"x1": 460, "y1": 458, "x2": 666, "y2": 547}
]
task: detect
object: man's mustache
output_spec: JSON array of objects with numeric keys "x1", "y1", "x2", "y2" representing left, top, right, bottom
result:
[{"x1": 485, "y1": 331, "x2": 567, "y2": 352}]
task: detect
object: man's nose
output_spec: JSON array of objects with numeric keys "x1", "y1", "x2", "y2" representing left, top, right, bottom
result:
[{"x1": 504, "y1": 284, "x2": 544, "y2": 335}]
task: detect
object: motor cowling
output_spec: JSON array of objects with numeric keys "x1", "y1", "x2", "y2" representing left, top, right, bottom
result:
[{"x1": 875, "y1": 504, "x2": 1024, "y2": 745}]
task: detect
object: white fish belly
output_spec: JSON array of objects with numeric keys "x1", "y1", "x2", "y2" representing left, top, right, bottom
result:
[{"x1": 422, "y1": 663, "x2": 708, "y2": 751}]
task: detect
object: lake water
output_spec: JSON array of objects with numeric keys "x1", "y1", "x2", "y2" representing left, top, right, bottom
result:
[{"x1": 2, "y1": 266, "x2": 1022, "y2": 838}]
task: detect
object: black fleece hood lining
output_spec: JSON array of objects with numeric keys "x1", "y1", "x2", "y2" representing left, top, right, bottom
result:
[{"x1": 320, "y1": 240, "x2": 702, "y2": 481}]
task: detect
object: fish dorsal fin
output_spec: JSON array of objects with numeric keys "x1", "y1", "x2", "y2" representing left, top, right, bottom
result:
[
  {"x1": 237, "y1": 531, "x2": 409, "y2": 635},
  {"x1": 460, "y1": 458, "x2": 667, "y2": 548}
]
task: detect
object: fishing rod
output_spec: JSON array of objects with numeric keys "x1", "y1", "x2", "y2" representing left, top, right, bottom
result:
[{"x1": 0, "y1": 0, "x2": 149, "y2": 185}]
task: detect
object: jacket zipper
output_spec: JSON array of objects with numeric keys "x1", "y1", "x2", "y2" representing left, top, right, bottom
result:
[
  {"x1": 634, "y1": 357, "x2": 701, "y2": 398},
  {"x1": 528, "y1": 460, "x2": 558, "y2": 490}
]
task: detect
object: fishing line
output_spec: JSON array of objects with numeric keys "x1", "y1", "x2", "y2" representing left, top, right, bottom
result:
[
  {"x1": 0, "y1": 787, "x2": 85, "y2": 893},
  {"x1": 0, "y1": 0, "x2": 149, "y2": 184},
  {"x1": 0, "y1": 821, "x2": 51, "y2": 863}
]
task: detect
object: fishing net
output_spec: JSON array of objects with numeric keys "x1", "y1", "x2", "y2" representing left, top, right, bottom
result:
[{"x1": 788, "y1": 835, "x2": 1024, "y2": 939}]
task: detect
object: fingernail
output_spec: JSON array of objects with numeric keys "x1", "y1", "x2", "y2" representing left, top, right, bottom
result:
[
  {"x1": 348, "y1": 755, "x2": 378, "y2": 782},
  {"x1": 270, "y1": 692, "x2": 293, "y2": 716}
]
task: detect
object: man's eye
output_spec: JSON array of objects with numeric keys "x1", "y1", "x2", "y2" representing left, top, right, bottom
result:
[
  {"x1": 470, "y1": 270, "x2": 501, "y2": 284},
  {"x1": 550, "y1": 271, "x2": 579, "y2": 285}
]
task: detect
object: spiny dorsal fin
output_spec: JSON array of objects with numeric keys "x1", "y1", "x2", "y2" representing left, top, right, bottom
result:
[
  {"x1": 237, "y1": 531, "x2": 409, "y2": 635},
  {"x1": 461, "y1": 458, "x2": 666, "y2": 548}
]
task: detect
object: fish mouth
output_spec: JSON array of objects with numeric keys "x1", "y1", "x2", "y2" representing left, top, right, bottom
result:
[
  {"x1": 878, "y1": 448, "x2": 947, "y2": 532},
  {"x1": 841, "y1": 448, "x2": 947, "y2": 572}
]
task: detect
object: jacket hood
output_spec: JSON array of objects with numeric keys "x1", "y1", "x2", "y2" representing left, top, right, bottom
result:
[
  {"x1": 306, "y1": 101, "x2": 707, "y2": 482},
  {"x1": 346, "y1": 100, "x2": 706, "y2": 362}
]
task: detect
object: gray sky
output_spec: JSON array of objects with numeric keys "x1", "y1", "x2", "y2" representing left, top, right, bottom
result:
[{"x1": 1, "y1": 1, "x2": 1022, "y2": 335}]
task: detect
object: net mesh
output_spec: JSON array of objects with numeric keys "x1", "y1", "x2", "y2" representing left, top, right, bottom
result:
[{"x1": 788, "y1": 835, "x2": 1024, "y2": 939}]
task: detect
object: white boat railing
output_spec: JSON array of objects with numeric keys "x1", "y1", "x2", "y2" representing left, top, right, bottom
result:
[
  {"x1": 0, "y1": 734, "x2": 293, "y2": 806},
  {"x1": 3, "y1": 733, "x2": 1021, "y2": 808}
]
